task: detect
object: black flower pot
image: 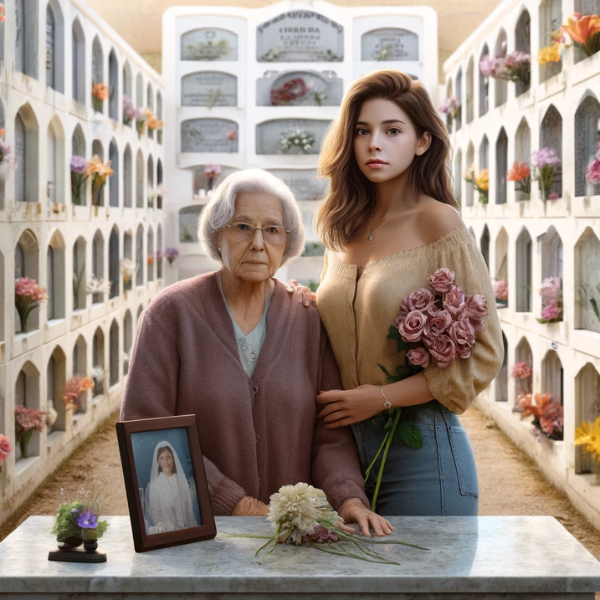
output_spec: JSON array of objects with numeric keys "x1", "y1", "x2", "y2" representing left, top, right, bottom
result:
[
  {"x1": 83, "y1": 539, "x2": 98, "y2": 554},
  {"x1": 57, "y1": 536, "x2": 83, "y2": 550}
]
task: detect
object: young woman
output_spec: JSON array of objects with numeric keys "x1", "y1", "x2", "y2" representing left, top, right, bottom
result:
[{"x1": 292, "y1": 70, "x2": 503, "y2": 516}]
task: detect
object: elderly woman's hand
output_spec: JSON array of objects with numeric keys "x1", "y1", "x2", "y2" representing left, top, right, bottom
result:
[
  {"x1": 232, "y1": 495, "x2": 270, "y2": 517},
  {"x1": 336, "y1": 498, "x2": 394, "y2": 537},
  {"x1": 285, "y1": 279, "x2": 315, "y2": 307}
]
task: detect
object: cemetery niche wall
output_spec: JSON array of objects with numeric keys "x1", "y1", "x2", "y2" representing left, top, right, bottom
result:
[
  {"x1": 181, "y1": 72, "x2": 238, "y2": 107},
  {"x1": 256, "y1": 119, "x2": 332, "y2": 155},
  {"x1": 361, "y1": 28, "x2": 419, "y2": 62},
  {"x1": 256, "y1": 70, "x2": 343, "y2": 106},
  {"x1": 181, "y1": 119, "x2": 239, "y2": 153},
  {"x1": 181, "y1": 28, "x2": 238, "y2": 62}
]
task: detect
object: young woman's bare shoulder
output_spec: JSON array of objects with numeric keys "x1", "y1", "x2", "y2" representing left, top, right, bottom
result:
[{"x1": 415, "y1": 197, "x2": 466, "y2": 245}]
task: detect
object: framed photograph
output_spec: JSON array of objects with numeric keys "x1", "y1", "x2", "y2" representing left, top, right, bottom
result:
[{"x1": 116, "y1": 415, "x2": 216, "y2": 552}]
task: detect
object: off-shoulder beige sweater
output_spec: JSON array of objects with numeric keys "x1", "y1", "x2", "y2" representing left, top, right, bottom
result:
[{"x1": 317, "y1": 228, "x2": 503, "y2": 415}]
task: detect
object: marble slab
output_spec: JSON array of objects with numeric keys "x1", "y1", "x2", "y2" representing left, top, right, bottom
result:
[{"x1": 0, "y1": 516, "x2": 599, "y2": 597}]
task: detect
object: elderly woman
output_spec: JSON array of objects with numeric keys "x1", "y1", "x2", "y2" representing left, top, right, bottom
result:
[{"x1": 121, "y1": 169, "x2": 391, "y2": 536}]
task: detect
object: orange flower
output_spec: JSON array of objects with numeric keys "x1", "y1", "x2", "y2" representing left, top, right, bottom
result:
[
  {"x1": 507, "y1": 161, "x2": 530, "y2": 182},
  {"x1": 79, "y1": 377, "x2": 94, "y2": 392},
  {"x1": 92, "y1": 83, "x2": 109, "y2": 101},
  {"x1": 147, "y1": 256, "x2": 154, "y2": 265},
  {"x1": 144, "y1": 108, "x2": 164, "y2": 131},
  {"x1": 0, "y1": 128, "x2": 4, "y2": 138},
  {"x1": 561, "y1": 12, "x2": 600, "y2": 46},
  {"x1": 0, "y1": 4, "x2": 5, "y2": 23}
]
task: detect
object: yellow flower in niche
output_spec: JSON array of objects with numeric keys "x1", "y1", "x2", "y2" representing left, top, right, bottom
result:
[
  {"x1": 575, "y1": 416, "x2": 600, "y2": 462},
  {"x1": 475, "y1": 169, "x2": 489, "y2": 192},
  {"x1": 537, "y1": 44, "x2": 561, "y2": 65}
]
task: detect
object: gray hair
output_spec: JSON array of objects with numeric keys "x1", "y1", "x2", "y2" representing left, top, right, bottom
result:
[{"x1": 198, "y1": 168, "x2": 305, "y2": 266}]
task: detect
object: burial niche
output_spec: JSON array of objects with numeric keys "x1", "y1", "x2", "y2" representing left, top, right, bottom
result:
[{"x1": 360, "y1": 28, "x2": 418, "y2": 61}]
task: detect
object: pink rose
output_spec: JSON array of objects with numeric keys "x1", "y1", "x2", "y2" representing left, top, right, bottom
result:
[
  {"x1": 465, "y1": 294, "x2": 488, "y2": 319},
  {"x1": 408, "y1": 288, "x2": 435, "y2": 312},
  {"x1": 512, "y1": 361, "x2": 532, "y2": 379},
  {"x1": 449, "y1": 316, "x2": 476, "y2": 359},
  {"x1": 443, "y1": 285, "x2": 467, "y2": 318},
  {"x1": 394, "y1": 298, "x2": 411, "y2": 328},
  {"x1": 423, "y1": 310, "x2": 453, "y2": 344},
  {"x1": 427, "y1": 334, "x2": 456, "y2": 368},
  {"x1": 406, "y1": 348, "x2": 431, "y2": 368},
  {"x1": 541, "y1": 304, "x2": 561, "y2": 320},
  {"x1": 428, "y1": 268, "x2": 455, "y2": 293},
  {"x1": 0, "y1": 435, "x2": 10, "y2": 459},
  {"x1": 397, "y1": 310, "x2": 428, "y2": 342},
  {"x1": 426, "y1": 301, "x2": 443, "y2": 318}
]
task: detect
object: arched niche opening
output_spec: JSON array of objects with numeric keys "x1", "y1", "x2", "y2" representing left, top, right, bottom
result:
[
  {"x1": 541, "y1": 225, "x2": 563, "y2": 281},
  {"x1": 514, "y1": 9, "x2": 531, "y2": 96},
  {"x1": 494, "y1": 29, "x2": 507, "y2": 107},
  {"x1": 575, "y1": 227, "x2": 600, "y2": 333},
  {"x1": 495, "y1": 331, "x2": 509, "y2": 401},
  {"x1": 539, "y1": 0, "x2": 562, "y2": 82},
  {"x1": 92, "y1": 229, "x2": 105, "y2": 304},
  {"x1": 109, "y1": 139, "x2": 119, "y2": 207},
  {"x1": 46, "y1": 1, "x2": 65, "y2": 93},
  {"x1": 542, "y1": 349, "x2": 563, "y2": 406},
  {"x1": 495, "y1": 227, "x2": 509, "y2": 308},
  {"x1": 147, "y1": 155, "x2": 154, "y2": 207},
  {"x1": 15, "y1": 103, "x2": 40, "y2": 204},
  {"x1": 47, "y1": 229, "x2": 66, "y2": 321},
  {"x1": 15, "y1": 361, "x2": 41, "y2": 458},
  {"x1": 479, "y1": 134, "x2": 489, "y2": 170},
  {"x1": 515, "y1": 336, "x2": 533, "y2": 397},
  {"x1": 0, "y1": 97, "x2": 5, "y2": 208},
  {"x1": 15, "y1": 229, "x2": 40, "y2": 333},
  {"x1": 495, "y1": 128, "x2": 508, "y2": 204},
  {"x1": 72, "y1": 334, "x2": 88, "y2": 412},
  {"x1": 16, "y1": 0, "x2": 39, "y2": 79},
  {"x1": 147, "y1": 83, "x2": 154, "y2": 139},
  {"x1": 466, "y1": 57, "x2": 474, "y2": 124},
  {"x1": 157, "y1": 91, "x2": 163, "y2": 144},
  {"x1": 455, "y1": 68, "x2": 463, "y2": 131},
  {"x1": 147, "y1": 227, "x2": 154, "y2": 282},
  {"x1": 92, "y1": 36, "x2": 103, "y2": 85},
  {"x1": 135, "y1": 73, "x2": 143, "y2": 108},
  {"x1": 123, "y1": 144, "x2": 132, "y2": 208},
  {"x1": 445, "y1": 79, "x2": 453, "y2": 133},
  {"x1": 91, "y1": 139, "x2": 105, "y2": 206},
  {"x1": 0, "y1": 249, "x2": 4, "y2": 343},
  {"x1": 479, "y1": 43, "x2": 489, "y2": 117},
  {"x1": 454, "y1": 148, "x2": 462, "y2": 205},
  {"x1": 540, "y1": 104, "x2": 563, "y2": 199},
  {"x1": 47, "y1": 345, "x2": 67, "y2": 432},
  {"x1": 109, "y1": 319, "x2": 119, "y2": 387},
  {"x1": 109, "y1": 226, "x2": 119, "y2": 299},
  {"x1": 480, "y1": 225, "x2": 490, "y2": 271},
  {"x1": 92, "y1": 327, "x2": 105, "y2": 398},
  {"x1": 574, "y1": 93, "x2": 600, "y2": 197},
  {"x1": 575, "y1": 363, "x2": 600, "y2": 474},
  {"x1": 72, "y1": 236, "x2": 86, "y2": 310},
  {"x1": 136, "y1": 224, "x2": 144, "y2": 287},
  {"x1": 465, "y1": 142, "x2": 475, "y2": 207},
  {"x1": 516, "y1": 227, "x2": 532, "y2": 312},
  {"x1": 123, "y1": 310, "x2": 133, "y2": 374},
  {"x1": 71, "y1": 18, "x2": 86, "y2": 104},
  {"x1": 157, "y1": 225, "x2": 163, "y2": 279},
  {"x1": 136, "y1": 149, "x2": 144, "y2": 208},
  {"x1": 179, "y1": 205, "x2": 203, "y2": 243},
  {"x1": 515, "y1": 117, "x2": 531, "y2": 201},
  {"x1": 47, "y1": 115, "x2": 65, "y2": 206},
  {"x1": 108, "y1": 49, "x2": 119, "y2": 121},
  {"x1": 156, "y1": 159, "x2": 163, "y2": 209}
]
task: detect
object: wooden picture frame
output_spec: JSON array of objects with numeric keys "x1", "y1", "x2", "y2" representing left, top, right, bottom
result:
[{"x1": 116, "y1": 415, "x2": 216, "y2": 552}]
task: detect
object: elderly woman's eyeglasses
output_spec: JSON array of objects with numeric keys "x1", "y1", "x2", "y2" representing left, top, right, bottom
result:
[{"x1": 226, "y1": 222, "x2": 289, "y2": 245}]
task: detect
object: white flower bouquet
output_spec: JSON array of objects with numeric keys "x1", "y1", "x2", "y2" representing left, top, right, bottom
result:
[{"x1": 221, "y1": 483, "x2": 428, "y2": 564}]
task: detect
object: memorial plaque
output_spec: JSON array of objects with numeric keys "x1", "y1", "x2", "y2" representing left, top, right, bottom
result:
[
  {"x1": 181, "y1": 119, "x2": 239, "y2": 153},
  {"x1": 257, "y1": 11, "x2": 343, "y2": 62},
  {"x1": 182, "y1": 72, "x2": 238, "y2": 107},
  {"x1": 193, "y1": 165, "x2": 239, "y2": 194},
  {"x1": 267, "y1": 169, "x2": 327, "y2": 201},
  {"x1": 256, "y1": 70, "x2": 342, "y2": 106},
  {"x1": 361, "y1": 28, "x2": 419, "y2": 61},
  {"x1": 256, "y1": 119, "x2": 332, "y2": 155},
  {"x1": 181, "y1": 28, "x2": 238, "y2": 61},
  {"x1": 179, "y1": 205, "x2": 204, "y2": 243}
]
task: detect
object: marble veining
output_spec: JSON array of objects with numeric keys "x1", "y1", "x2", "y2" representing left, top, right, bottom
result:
[{"x1": 0, "y1": 516, "x2": 598, "y2": 595}]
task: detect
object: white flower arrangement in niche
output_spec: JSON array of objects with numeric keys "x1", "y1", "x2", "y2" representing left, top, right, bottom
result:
[{"x1": 279, "y1": 129, "x2": 316, "y2": 154}]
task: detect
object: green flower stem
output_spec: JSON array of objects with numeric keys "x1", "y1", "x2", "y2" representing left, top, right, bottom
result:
[
  {"x1": 363, "y1": 426, "x2": 392, "y2": 482},
  {"x1": 371, "y1": 409, "x2": 402, "y2": 512}
]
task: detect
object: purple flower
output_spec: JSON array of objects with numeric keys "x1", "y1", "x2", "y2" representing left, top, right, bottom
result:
[
  {"x1": 164, "y1": 247, "x2": 179, "y2": 265},
  {"x1": 0, "y1": 140, "x2": 12, "y2": 165},
  {"x1": 479, "y1": 54, "x2": 498, "y2": 77},
  {"x1": 70, "y1": 155, "x2": 87, "y2": 174},
  {"x1": 77, "y1": 510, "x2": 98, "y2": 529},
  {"x1": 532, "y1": 147, "x2": 560, "y2": 169}
]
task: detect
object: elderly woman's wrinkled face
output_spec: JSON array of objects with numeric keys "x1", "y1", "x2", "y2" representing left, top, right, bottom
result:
[
  {"x1": 158, "y1": 449, "x2": 174, "y2": 476},
  {"x1": 219, "y1": 193, "x2": 287, "y2": 282}
]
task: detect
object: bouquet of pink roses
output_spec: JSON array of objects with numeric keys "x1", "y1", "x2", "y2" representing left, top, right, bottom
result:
[{"x1": 367, "y1": 268, "x2": 489, "y2": 511}]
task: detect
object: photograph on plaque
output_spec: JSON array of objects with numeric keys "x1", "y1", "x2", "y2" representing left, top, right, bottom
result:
[
  {"x1": 256, "y1": 119, "x2": 332, "y2": 155},
  {"x1": 181, "y1": 72, "x2": 238, "y2": 107},
  {"x1": 257, "y1": 11, "x2": 344, "y2": 62},
  {"x1": 181, "y1": 119, "x2": 239, "y2": 153},
  {"x1": 361, "y1": 28, "x2": 419, "y2": 62},
  {"x1": 181, "y1": 28, "x2": 238, "y2": 61},
  {"x1": 266, "y1": 169, "x2": 328, "y2": 202},
  {"x1": 116, "y1": 415, "x2": 216, "y2": 552},
  {"x1": 256, "y1": 70, "x2": 343, "y2": 106}
]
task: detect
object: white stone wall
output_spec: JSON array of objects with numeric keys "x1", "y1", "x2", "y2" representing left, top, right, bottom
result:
[
  {"x1": 161, "y1": 1, "x2": 439, "y2": 287},
  {"x1": 0, "y1": 0, "x2": 164, "y2": 526},
  {"x1": 444, "y1": 0, "x2": 600, "y2": 527}
]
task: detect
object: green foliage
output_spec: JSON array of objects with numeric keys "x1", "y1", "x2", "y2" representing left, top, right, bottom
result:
[
  {"x1": 51, "y1": 501, "x2": 109, "y2": 541},
  {"x1": 396, "y1": 420, "x2": 423, "y2": 449}
]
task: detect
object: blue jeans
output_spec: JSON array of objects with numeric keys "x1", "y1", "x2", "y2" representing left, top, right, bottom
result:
[{"x1": 351, "y1": 401, "x2": 479, "y2": 516}]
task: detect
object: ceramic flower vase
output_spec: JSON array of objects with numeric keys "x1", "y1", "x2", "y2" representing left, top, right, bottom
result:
[
  {"x1": 46, "y1": 401, "x2": 58, "y2": 430},
  {"x1": 19, "y1": 429, "x2": 33, "y2": 458}
]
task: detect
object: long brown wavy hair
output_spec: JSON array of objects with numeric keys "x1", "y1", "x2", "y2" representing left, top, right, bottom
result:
[{"x1": 315, "y1": 70, "x2": 456, "y2": 251}]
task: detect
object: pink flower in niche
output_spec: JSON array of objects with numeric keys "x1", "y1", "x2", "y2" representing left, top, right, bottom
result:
[
  {"x1": 512, "y1": 361, "x2": 532, "y2": 379},
  {"x1": 493, "y1": 280, "x2": 508, "y2": 302},
  {"x1": 427, "y1": 334, "x2": 456, "y2": 368},
  {"x1": 427, "y1": 268, "x2": 455, "y2": 294},
  {"x1": 406, "y1": 348, "x2": 431, "y2": 368},
  {"x1": 423, "y1": 310, "x2": 453, "y2": 344},
  {"x1": 397, "y1": 310, "x2": 428, "y2": 343},
  {"x1": 408, "y1": 288, "x2": 435, "y2": 312},
  {"x1": 443, "y1": 285, "x2": 467, "y2": 318},
  {"x1": 541, "y1": 304, "x2": 562, "y2": 320}
]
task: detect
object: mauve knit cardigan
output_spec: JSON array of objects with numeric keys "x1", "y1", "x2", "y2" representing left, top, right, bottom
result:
[{"x1": 120, "y1": 273, "x2": 369, "y2": 515}]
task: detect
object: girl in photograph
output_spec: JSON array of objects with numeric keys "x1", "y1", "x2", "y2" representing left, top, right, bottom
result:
[
  {"x1": 291, "y1": 70, "x2": 503, "y2": 516},
  {"x1": 146, "y1": 441, "x2": 197, "y2": 534}
]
